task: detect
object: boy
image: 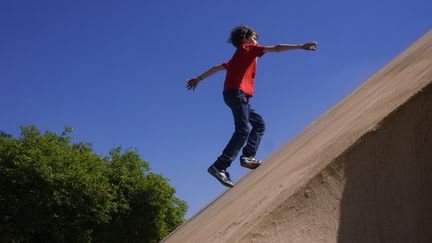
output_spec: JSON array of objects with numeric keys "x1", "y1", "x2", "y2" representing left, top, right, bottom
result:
[{"x1": 186, "y1": 25, "x2": 318, "y2": 187}]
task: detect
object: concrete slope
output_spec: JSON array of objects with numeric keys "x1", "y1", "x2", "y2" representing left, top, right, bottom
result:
[{"x1": 163, "y1": 29, "x2": 432, "y2": 243}]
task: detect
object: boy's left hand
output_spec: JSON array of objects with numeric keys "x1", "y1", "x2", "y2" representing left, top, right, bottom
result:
[
  {"x1": 186, "y1": 77, "x2": 200, "y2": 91},
  {"x1": 302, "y1": 41, "x2": 318, "y2": 51}
]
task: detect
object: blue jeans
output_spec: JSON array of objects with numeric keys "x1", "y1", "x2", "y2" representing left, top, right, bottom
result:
[{"x1": 214, "y1": 90, "x2": 265, "y2": 170}]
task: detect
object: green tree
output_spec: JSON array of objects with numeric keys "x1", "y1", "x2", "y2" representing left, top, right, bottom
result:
[
  {"x1": 0, "y1": 126, "x2": 187, "y2": 243},
  {"x1": 0, "y1": 131, "x2": 12, "y2": 138}
]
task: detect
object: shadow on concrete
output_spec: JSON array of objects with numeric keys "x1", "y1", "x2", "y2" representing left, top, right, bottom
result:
[{"x1": 337, "y1": 83, "x2": 432, "y2": 243}]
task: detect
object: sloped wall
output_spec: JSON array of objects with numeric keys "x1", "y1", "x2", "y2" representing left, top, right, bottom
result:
[
  {"x1": 237, "y1": 84, "x2": 432, "y2": 243},
  {"x1": 162, "y1": 29, "x2": 432, "y2": 243}
]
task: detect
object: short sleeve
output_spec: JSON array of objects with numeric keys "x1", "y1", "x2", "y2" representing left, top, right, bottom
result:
[
  {"x1": 222, "y1": 61, "x2": 229, "y2": 70},
  {"x1": 252, "y1": 45, "x2": 266, "y2": 57},
  {"x1": 243, "y1": 44, "x2": 266, "y2": 57}
]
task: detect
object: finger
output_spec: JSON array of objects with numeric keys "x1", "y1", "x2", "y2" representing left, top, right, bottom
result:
[
  {"x1": 189, "y1": 83, "x2": 196, "y2": 90},
  {"x1": 307, "y1": 42, "x2": 315, "y2": 47}
]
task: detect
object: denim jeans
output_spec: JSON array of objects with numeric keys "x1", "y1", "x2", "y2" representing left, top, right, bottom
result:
[{"x1": 214, "y1": 90, "x2": 265, "y2": 170}]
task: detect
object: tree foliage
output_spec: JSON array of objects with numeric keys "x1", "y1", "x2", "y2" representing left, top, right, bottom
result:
[
  {"x1": 0, "y1": 131, "x2": 12, "y2": 138},
  {"x1": 0, "y1": 126, "x2": 187, "y2": 243}
]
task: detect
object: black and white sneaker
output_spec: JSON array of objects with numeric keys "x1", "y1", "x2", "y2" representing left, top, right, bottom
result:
[
  {"x1": 207, "y1": 165, "x2": 234, "y2": 188},
  {"x1": 240, "y1": 156, "x2": 262, "y2": 169}
]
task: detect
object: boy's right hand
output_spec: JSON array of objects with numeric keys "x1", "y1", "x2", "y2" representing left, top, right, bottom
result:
[
  {"x1": 301, "y1": 41, "x2": 319, "y2": 51},
  {"x1": 186, "y1": 77, "x2": 201, "y2": 91}
]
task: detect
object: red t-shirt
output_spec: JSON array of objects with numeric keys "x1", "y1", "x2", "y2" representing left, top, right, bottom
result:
[{"x1": 222, "y1": 44, "x2": 266, "y2": 96}]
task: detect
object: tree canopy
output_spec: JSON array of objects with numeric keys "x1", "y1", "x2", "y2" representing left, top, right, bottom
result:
[{"x1": 0, "y1": 126, "x2": 187, "y2": 243}]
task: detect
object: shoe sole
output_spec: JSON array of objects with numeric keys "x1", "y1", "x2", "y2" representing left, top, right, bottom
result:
[
  {"x1": 207, "y1": 168, "x2": 234, "y2": 188},
  {"x1": 240, "y1": 162, "x2": 261, "y2": 169}
]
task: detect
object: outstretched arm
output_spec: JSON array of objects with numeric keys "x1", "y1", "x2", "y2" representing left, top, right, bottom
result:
[
  {"x1": 186, "y1": 64, "x2": 225, "y2": 91},
  {"x1": 264, "y1": 41, "x2": 318, "y2": 53}
]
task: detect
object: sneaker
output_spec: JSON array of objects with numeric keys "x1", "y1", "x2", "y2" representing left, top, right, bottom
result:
[
  {"x1": 207, "y1": 165, "x2": 234, "y2": 188},
  {"x1": 240, "y1": 156, "x2": 262, "y2": 169}
]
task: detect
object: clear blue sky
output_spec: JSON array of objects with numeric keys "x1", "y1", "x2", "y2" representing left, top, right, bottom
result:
[{"x1": 1, "y1": 0, "x2": 430, "y2": 218}]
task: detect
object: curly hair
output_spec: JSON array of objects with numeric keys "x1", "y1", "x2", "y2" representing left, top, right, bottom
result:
[{"x1": 227, "y1": 25, "x2": 259, "y2": 48}]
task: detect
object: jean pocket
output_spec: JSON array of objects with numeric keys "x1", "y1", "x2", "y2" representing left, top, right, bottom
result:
[{"x1": 224, "y1": 90, "x2": 248, "y2": 108}]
